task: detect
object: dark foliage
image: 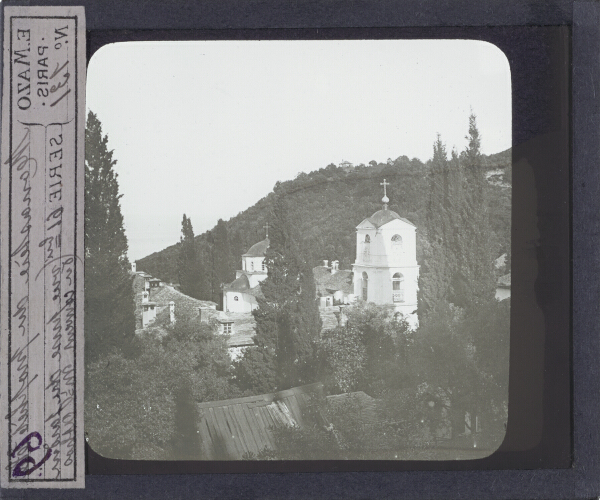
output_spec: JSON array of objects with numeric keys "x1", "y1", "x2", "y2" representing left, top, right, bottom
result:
[
  {"x1": 247, "y1": 390, "x2": 433, "y2": 460},
  {"x1": 86, "y1": 317, "x2": 240, "y2": 460},
  {"x1": 84, "y1": 111, "x2": 136, "y2": 362},
  {"x1": 177, "y1": 214, "x2": 207, "y2": 299},
  {"x1": 208, "y1": 219, "x2": 233, "y2": 306},
  {"x1": 136, "y1": 149, "x2": 511, "y2": 298},
  {"x1": 243, "y1": 189, "x2": 323, "y2": 391},
  {"x1": 315, "y1": 302, "x2": 413, "y2": 396},
  {"x1": 419, "y1": 116, "x2": 501, "y2": 319}
]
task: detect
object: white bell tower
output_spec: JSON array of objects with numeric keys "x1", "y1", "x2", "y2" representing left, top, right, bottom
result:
[{"x1": 352, "y1": 179, "x2": 420, "y2": 329}]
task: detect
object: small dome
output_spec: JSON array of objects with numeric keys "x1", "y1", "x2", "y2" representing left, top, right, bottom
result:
[
  {"x1": 366, "y1": 209, "x2": 416, "y2": 228},
  {"x1": 243, "y1": 238, "x2": 270, "y2": 257},
  {"x1": 223, "y1": 274, "x2": 251, "y2": 292}
]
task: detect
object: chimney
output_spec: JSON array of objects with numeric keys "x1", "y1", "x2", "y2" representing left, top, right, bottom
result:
[
  {"x1": 131, "y1": 262, "x2": 137, "y2": 273},
  {"x1": 169, "y1": 301, "x2": 175, "y2": 324},
  {"x1": 323, "y1": 259, "x2": 329, "y2": 268},
  {"x1": 199, "y1": 306, "x2": 212, "y2": 323},
  {"x1": 142, "y1": 291, "x2": 149, "y2": 304},
  {"x1": 331, "y1": 260, "x2": 339, "y2": 274},
  {"x1": 334, "y1": 306, "x2": 348, "y2": 327}
]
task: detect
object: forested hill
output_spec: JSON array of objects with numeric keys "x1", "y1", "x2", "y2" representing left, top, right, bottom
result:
[{"x1": 137, "y1": 149, "x2": 511, "y2": 289}]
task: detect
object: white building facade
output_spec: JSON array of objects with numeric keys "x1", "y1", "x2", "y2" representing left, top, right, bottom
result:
[
  {"x1": 352, "y1": 184, "x2": 419, "y2": 329},
  {"x1": 223, "y1": 238, "x2": 269, "y2": 313}
]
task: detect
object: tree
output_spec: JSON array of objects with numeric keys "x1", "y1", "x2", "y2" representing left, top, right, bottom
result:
[
  {"x1": 209, "y1": 219, "x2": 232, "y2": 306},
  {"x1": 344, "y1": 302, "x2": 413, "y2": 393},
  {"x1": 254, "y1": 187, "x2": 322, "y2": 390},
  {"x1": 86, "y1": 316, "x2": 240, "y2": 460},
  {"x1": 412, "y1": 302, "x2": 478, "y2": 438},
  {"x1": 419, "y1": 116, "x2": 497, "y2": 315},
  {"x1": 177, "y1": 214, "x2": 205, "y2": 299},
  {"x1": 419, "y1": 134, "x2": 452, "y2": 318},
  {"x1": 249, "y1": 390, "x2": 430, "y2": 460},
  {"x1": 315, "y1": 325, "x2": 366, "y2": 394},
  {"x1": 233, "y1": 345, "x2": 278, "y2": 395},
  {"x1": 452, "y1": 114, "x2": 496, "y2": 310},
  {"x1": 84, "y1": 111, "x2": 136, "y2": 362},
  {"x1": 85, "y1": 333, "x2": 178, "y2": 460},
  {"x1": 315, "y1": 303, "x2": 413, "y2": 396},
  {"x1": 463, "y1": 299, "x2": 510, "y2": 447}
]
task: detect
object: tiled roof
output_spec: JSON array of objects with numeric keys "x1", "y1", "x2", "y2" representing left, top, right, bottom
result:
[
  {"x1": 223, "y1": 274, "x2": 251, "y2": 293},
  {"x1": 313, "y1": 267, "x2": 353, "y2": 296},
  {"x1": 150, "y1": 286, "x2": 217, "y2": 319},
  {"x1": 198, "y1": 309, "x2": 256, "y2": 347},
  {"x1": 196, "y1": 383, "x2": 324, "y2": 459},
  {"x1": 243, "y1": 238, "x2": 270, "y2": 257},
  {"x1": 360, "y1": 209, "x2": 416, "y2": 228},
  {"x1": 223, "y1": 274, "x2": 265, "y2": 299}
]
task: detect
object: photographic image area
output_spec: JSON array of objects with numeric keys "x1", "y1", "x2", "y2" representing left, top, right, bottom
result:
[{"x1": 84, "y1": 40, "x2": 512, "y2": 461}]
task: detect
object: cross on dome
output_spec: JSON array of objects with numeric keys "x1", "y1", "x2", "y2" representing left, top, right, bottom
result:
[{"x1": 380, "y1": 179, "x2": 390, "y2": 209}]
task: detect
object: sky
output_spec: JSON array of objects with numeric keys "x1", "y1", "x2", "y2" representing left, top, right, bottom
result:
[{"x1": 86, "y1": 40, "x2": 511, "y2": 261}]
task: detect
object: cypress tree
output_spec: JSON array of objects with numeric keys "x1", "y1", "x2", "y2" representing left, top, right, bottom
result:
[
  {"x1": 452, "y1": 114, "x2": 496, "y2": 309},
  {"x1": 420, "y1": 135, "x2": 452, "y2": 318},
  {"x1": 177, "y1": 215, "x2": 205, "y2": 299},
  {"x1": 84, "y1": 111, "x2": 136, "y2": 361},
  {"x1": 258, "y1": 186, "x2": 322, "y2": 390},
  {"x1": 210, "y1": 219, "x2": 232, "y2": 306}
]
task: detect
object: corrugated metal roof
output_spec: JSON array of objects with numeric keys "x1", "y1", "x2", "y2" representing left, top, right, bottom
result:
[{"x1": 196, "y1": 383, "x2": 324, "y2": 459}]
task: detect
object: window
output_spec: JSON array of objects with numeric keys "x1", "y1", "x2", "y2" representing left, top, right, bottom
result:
[
  {"x1": 392, "y1": 234, "x2": 403, "y2": 255},
  {"x1": 363, "y1": 234, "x2": 371, "y2": 262},
  {"x1": 392, "y1": 272, "x2": 404, "y2": 302},
  {"x1": 250, "y1": 261, "x2": 254, "y2": 271},
  {"x1": 362, "y1": 272, "x2": 368, "y2": 301},
  {"x1": 262, "y1": 260, "x2": 266, "y2": 271},
  {"x1": 223, "y1": 322, "x2": 232, "y2": 334},
  {"x1": 234, "y1": 296, "x2": 239, "y2": 301}
]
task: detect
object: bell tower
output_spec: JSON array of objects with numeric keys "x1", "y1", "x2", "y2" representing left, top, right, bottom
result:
[{"x1": 352, "y1": 179, "x2": 420, "y2": 329}]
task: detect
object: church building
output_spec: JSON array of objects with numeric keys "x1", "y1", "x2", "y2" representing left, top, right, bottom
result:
[
  {"x1": 352, "y1": 179, "x2": 420, "y2": 329},
  {"x1": 222, "y1": 234, "x2": 269, "y2": 313}
]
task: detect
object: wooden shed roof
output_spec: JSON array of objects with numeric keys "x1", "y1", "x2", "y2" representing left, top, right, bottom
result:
[{"x1": 196, "y1": 383, "x2": 324, "y2": 459}]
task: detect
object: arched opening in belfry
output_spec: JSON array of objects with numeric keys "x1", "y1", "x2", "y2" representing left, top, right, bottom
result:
[
  {"x1": 392, "y1": 272, "x2": 404, "y2": 302},
  {"x1": 362, "y1": 271, "x2": 369, "y2": 301},
  {"x1": 363, "y1": 234, "x2": 371, "y2": 262},
  {"x1": 392, "y1": 234, "x2": 403, "y2": 256}
]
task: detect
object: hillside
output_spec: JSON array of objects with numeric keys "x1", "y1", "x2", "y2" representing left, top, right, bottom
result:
[{"x1": 137, "y1": 150, "x2": 511, "y2": 287}]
